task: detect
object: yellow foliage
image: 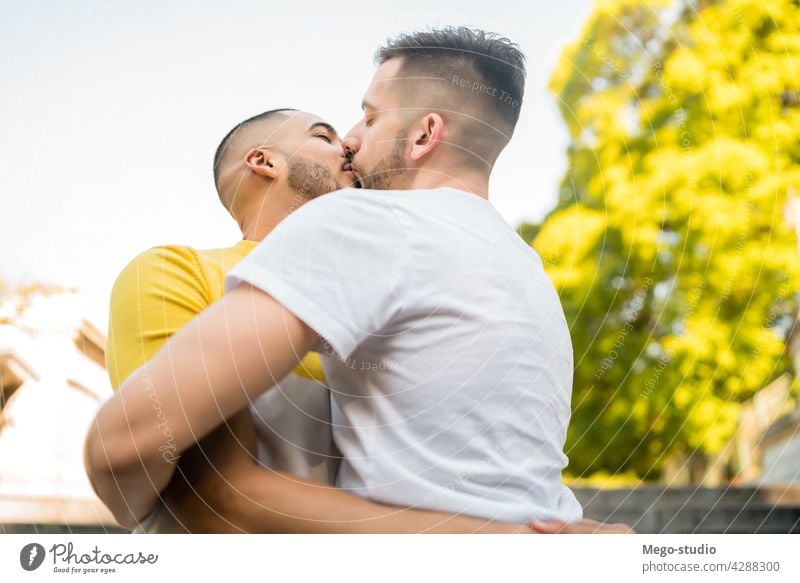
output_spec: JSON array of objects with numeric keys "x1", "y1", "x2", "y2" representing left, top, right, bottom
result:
[{"x1": 542, "y1": 0, "x2": 800, "y2": 480}]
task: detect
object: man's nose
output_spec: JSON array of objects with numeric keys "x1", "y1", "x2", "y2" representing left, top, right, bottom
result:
[{"x1": 342, "y1": 134, "x2": 360, "y2": 157}]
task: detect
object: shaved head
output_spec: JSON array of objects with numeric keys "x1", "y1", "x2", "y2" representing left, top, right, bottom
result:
[
  {"x1": 212, "y1": 108, "x2": 295, "y2": 208},
  {"x1": 211, "y1": 109, "x2": 352, "y2": 221}
]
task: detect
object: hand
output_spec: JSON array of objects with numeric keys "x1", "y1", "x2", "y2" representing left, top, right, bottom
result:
[{"x1": 529, "y1": 517, "x2": 635, "y2": 534}]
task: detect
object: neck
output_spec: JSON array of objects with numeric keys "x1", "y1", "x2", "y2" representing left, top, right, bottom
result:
[
  {"x1": 236, "y1": 190, "x2": 296, "y2": 241},
  {"x1": 404, "y1": 166, "x2": 490, "y2": 199}
]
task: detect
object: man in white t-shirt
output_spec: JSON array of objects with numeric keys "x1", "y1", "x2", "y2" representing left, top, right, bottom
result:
[
  {"x1": 222, "y1": 185, "x2": 581, "y2": 523},
  {"x1": 86, "y1": 27, "x2": 631, "y2": 533}
]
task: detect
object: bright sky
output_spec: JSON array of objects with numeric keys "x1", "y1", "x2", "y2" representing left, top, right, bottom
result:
[{"x1": 0, "y1": 0, "x2": 592, "y2": 328}]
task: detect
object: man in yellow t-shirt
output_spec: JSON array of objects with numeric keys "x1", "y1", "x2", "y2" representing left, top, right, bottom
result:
[{"x1": 107, "y1": 109, "x2": 350, "y2": 530}]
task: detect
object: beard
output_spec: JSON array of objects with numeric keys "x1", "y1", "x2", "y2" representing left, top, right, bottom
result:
[
  {"x1": 358, "y1": 131, "x2": 409, "y2": 190},
  {"x1": 286, "y1": 157, "x2": 343, "y2": 199}
]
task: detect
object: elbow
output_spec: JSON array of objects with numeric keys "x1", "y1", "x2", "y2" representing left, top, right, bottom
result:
[
  {"x1": 84, "y1": 390, "x2": 163, "y2": 480},
  {"x1": 83, "y1": 419, "x2": 155, "y2": 531},
  {"x1": 84, "y1": 423, "x2": 111, "y2": 484},
  {"x1": 83, "y1": 412, "x2": 150, "y2": 512},
  {"x1": 84, "y1": 416, "x2": 138, "y2": 481}
]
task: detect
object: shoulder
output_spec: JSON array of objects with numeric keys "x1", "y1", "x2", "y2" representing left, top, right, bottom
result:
[
  {"x1": 111, "y1": 245, "x2": 208, "y2": 299},
  {"x1": 121, "y1": 244, "x2": 203, "y2": 273},
  {"x1": 107, "y1": 246, "x2": 209, "y2": 389}
]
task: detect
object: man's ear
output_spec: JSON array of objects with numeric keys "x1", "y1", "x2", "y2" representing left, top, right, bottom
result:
[
  {"x1": 409, "y1": 113, "x2": 445, "y2": 161},
  {"x1": 244, "y1": 147, "x2": 283, "y2": 179}
]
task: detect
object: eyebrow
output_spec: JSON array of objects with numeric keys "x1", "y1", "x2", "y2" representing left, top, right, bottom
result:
[
  {"x1": 308, "y1": 121, "x2": 339, "y2": 138},
  {"x1": 361, "y1": 100, "x2": 377, "y2": 112}
]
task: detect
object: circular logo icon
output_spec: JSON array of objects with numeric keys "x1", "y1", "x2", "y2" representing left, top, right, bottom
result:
[{"x1": 19, "y1": 543, "x2": 46, "y2": 571}]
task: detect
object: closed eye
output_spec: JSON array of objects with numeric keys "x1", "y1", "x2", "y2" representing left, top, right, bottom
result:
[{"x1": 315, "y1": 134, "x2": 332, "y2": 143}]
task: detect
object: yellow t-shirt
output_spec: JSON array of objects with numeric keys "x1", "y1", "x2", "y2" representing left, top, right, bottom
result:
[{"x1": 106, "y1": 240, "x2": 326, "y2": 389}]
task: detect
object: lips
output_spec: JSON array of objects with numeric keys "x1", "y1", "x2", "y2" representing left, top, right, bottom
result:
[{"x1": 343, "y1": 164, "x2": 363, "y2": 188}]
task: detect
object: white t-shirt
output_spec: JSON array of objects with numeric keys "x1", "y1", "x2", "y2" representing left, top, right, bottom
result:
[{"x1": 226, "y1": 186, "x2": 583, "y2": 523}]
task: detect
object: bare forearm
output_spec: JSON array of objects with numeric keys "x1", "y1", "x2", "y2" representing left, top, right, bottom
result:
[
  {"x1": 184, "y1": 464, "x2": 529, "y2": 534},
  {"x1": 145, "y1": 397, "x2": 529, "y2": 534}
]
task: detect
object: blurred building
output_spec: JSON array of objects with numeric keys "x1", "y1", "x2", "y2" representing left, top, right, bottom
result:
[
  {"x1": 0, "y1": 288, "x2": 117, "y2": 531},
  {"x1": 752, "y1": 190, "x2": 800, "y2": 485},
  {"x1": 755, "y1": 319, "x2": 800, "y2": 485}
]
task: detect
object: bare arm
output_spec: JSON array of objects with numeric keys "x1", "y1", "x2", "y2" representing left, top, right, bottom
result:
[
  {"x1": 85, "y1": 282, "x2": 318, "y2": 530},
  {"x1": 158, "y1": 409, "x2": 531, "y2": 534}
]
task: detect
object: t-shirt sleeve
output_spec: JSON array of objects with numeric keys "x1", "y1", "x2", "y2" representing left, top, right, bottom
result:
[
  {"x1": 105, "y1": 245, "x2": 211, "y2": 389},
  {"x1": 225, "y1": 190, "x2": 410, "y2": 361}
]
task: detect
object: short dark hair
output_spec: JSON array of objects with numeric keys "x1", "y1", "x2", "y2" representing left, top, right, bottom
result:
[
  {"x1": 375, "y1": 27, "x2": 526, "y2": 131},
  {"x1": 213, "y1": 108, "x2": 296, "y2": 195}
]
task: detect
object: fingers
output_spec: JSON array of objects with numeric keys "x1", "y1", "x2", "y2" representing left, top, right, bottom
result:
[
  {"x1": 529, "y1": 519, "x2": 636, "y2": 534},
  {"x1": 529, "y1": 520, "x2": 570, "y2": 533}
]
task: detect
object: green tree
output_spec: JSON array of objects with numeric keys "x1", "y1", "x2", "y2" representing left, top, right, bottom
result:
[{"x1": 536, "y1": 0, "x2": 800, "y2": 481}]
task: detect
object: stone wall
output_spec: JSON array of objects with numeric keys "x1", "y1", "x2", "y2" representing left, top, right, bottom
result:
[{"x1": 574, "y1": 485, "x2": 800, "y2": 533}]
